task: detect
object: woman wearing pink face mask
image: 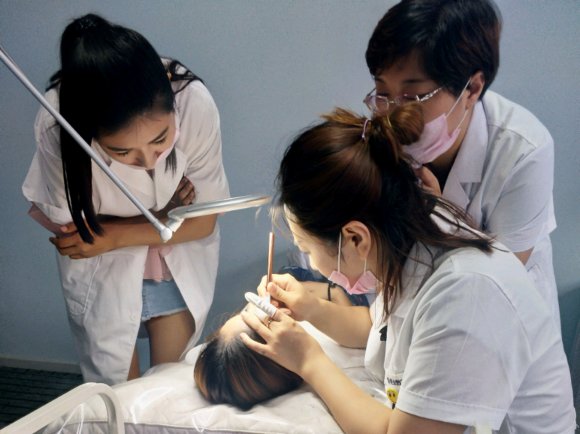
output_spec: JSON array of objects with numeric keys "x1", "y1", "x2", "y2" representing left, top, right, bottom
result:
[
  {"x1": 243, "y1": 105, "x2": 575, "y2": 433},
  {"x1": 22, "y1": 14, "x2": 229, "y2": 384},
  {"x1": 364, "y1": 0, "x2": 560, "y2": 331}
]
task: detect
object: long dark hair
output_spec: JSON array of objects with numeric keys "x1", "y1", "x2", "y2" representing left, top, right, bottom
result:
[
  {"x1": 48, "y1": 13, "x2": 201, "y2": 243},
  {"x1": 194, "y1": 327, "x2": 302, "y2": 410},
  {"x1": 276, "y1": 104, "x2": 492, "y2": 316},
  {"x1": 366, "y1": 0, "x2": 502, "y2": 97}
]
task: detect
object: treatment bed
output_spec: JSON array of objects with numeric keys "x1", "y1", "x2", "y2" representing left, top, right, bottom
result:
[{"x1": 28, "y1": 323, "x2": 385, "y2": 434}]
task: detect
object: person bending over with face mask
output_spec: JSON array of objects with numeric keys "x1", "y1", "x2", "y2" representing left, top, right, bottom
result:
[
  {"x1": 288, "y1": 1, "x2": 560, "y2": 327},
  {"x1": 241, "y1": 104, "x2": 575, "y2": 433},
  {"x1": 194, "y1": 302, "x2": 302, "y2": 410},
  {"x1": 364, "y1": 0, "x2": 560, "y2": 330},
  {"x1": 22, "y1": 13, "x2": 229, "y2": 384}
]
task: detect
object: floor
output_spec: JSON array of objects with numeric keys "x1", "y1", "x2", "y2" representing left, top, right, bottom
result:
[{"x1": 0, "y1": 366, "x2": 83, "y2": 428}]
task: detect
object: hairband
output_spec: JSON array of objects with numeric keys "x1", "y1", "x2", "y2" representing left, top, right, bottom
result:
[
  {"x1": 361, "y1": 118, "x2": 371, "y2": 141},
  {"x1": 78, "y1": 18, "x2": 98, "y2": 31}
]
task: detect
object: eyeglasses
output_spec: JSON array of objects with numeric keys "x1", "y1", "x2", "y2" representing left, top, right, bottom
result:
[{"x1": 364, "y1": 87, "x2": 442, "y2": 113}]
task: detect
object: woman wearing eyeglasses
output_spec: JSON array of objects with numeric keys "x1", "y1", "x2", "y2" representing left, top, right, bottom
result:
[{"x1": 364, "y1": 0, "x2": 560, "y2": 331}]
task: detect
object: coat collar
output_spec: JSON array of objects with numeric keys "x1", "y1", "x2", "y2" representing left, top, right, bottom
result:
[{"x1": 442, "y1": 100, "x2": 488, "y2": 208}]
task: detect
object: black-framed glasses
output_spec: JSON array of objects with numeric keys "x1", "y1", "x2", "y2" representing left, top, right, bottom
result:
[{"x1": 364, "y1": 87, "x2": 442, "y2": 113}]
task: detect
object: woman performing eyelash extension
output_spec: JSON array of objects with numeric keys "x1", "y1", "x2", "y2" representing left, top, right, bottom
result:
[{"x1": 238, "y1": 101, "x2": 575, "y2": 432}]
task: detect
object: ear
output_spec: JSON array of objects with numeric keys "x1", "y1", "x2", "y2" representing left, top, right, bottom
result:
[
  {"x1": 465, "y1": 71, "x2": 485, "y2": 109},
  {"x1": 341, "y1": 221, "x2": 372, "y2": 259}
]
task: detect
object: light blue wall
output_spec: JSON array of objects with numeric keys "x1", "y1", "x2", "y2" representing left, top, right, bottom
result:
[{"x1": 0, "y1": 0, "x2": 578, "y2": 368}]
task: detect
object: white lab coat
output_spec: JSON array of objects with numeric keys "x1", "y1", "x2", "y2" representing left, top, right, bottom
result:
[
  {"x1": 22, "y1": 79, "x2": 230, "y2": 384},
  {"x1": 365, "y1": 213, "x2": 575, "y2": 433},
  {"x1": 443, "y1": 91, "x2": 559, "y2": 328}
]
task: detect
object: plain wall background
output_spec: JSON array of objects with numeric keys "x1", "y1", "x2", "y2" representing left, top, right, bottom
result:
[{"x1": 0, "y1": 0, "x2": 578, "y2": 370}]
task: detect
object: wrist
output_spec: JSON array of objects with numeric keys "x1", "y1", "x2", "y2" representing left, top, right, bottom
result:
[
  {"x1": 103, "y1": 223, "x2": 123, "y2": 250},
  {"x1": 306, "y1": 295, "x2": 326, "y2": 323},
  {"x1": 300, "y1": 351, "x2": 333, "y2": 384}
]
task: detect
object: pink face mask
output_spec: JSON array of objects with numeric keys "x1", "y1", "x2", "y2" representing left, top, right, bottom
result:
[
  {"x1": 125, "y1": 113, "x2": 180, "y2": 171},
  {"x1": 404, "y1": 80, "x2": 470, "y2": 166},
  {"x1": 328, "y1": 232, "x2": 377, "y2": 295}
]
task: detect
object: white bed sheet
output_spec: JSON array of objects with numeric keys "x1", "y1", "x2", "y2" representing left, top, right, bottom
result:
[{"x1": 43, "y1": 323, "x2": 386, "y2": 434}]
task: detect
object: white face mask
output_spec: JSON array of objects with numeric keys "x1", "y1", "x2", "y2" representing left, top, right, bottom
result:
[
  {"x1": 404, "y1": 79, "x2": 470, "y2": 165},
  {"x1": 328, "y1": 232, "x2": 377, "y2": 295}
]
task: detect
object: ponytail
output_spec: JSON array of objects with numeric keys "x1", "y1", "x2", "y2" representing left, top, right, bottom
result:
[
  {"x1": 48, "y1": 14, "x2": 200, "y2": 243},
  {"x1": 364, "y1": 103, "x2": 423, "y2": 170},
  {"x1": 278, "y1": 104, "x2": 492, "y2": 316}
]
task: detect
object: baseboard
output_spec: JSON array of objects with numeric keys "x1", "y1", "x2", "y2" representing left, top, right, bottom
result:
[{"x1": 0, "y1": 356, "x2": 81, "y2": 374}]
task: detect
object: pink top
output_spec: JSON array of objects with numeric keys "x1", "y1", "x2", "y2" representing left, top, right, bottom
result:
[{"x1": 143, "y1": 245, "x2": 173, "y2": 282}]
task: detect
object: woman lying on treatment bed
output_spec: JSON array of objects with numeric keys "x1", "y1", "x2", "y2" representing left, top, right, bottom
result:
[
  {"x1": 194, "y1": 258, "x2": 358, "y2": 410},
  {"x1": 237, "y1": 105, "x2": 575, "y2": 433},
  {"x1": 194, "y1": 301, "x2": 303, "y2": 410}
]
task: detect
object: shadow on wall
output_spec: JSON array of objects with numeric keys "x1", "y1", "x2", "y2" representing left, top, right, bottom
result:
[{"x1": 559, "y1": 288, "x2": 580, "y2": 410}]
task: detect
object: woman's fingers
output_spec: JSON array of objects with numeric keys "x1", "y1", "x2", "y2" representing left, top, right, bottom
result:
[
  {"x1": 178, "y1": 185, "x2": 194, "y2": 205},
  {"x1": 239, "y1": 332, "x2": 270, "y2": 356},
  {"x1": 60, "y1": 222, "x2": 78, "y2": 234},
  {"x1": 413, "y1": 165, "x2": 441, "y2": 196},
  {"x1": 257, "y1": 275, "x2": 286, "y2": 308},
  {"x1": 242, "y1": 308, "x2": 287, "y2": 335},
  {"x1": 241, "y1": 311, "x2": 272, "y2": 339},
  {"x1": 170, "y1": 176, "x2": 196, "y2": 207},
  {"x1": 257, "y1": 275, "x2": 268, "y2": 297},
  {"x1": 180, "y1": 181, "x2": 194, "y2": 201},
  {"x1": 240, "y1": 310, "x2": 317, "y2": 376},
  {"x1": 267, "y1": 281, "x2": 290, "y2": 304},
  {"x1": 189, "y1": 183, "x2": 196, "y2": 202},
  {"x1": 278, "y1": 307, "x2": 292, "y2": 316},
  {"x1": 50, "y1": 235, "x2": 77, "y2": 250}
]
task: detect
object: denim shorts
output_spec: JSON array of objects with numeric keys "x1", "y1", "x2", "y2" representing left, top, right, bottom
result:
[{"x1": 141, "y1": 279, "x2": 188, "y2": 322}]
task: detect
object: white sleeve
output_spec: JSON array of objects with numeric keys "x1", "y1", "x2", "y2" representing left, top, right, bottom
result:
[
  {"x1": 486, "y1": 137, "x2": 555, "y2": 253},
  {"x1": 396, "y1": 271, "x2": 531, "y2": 430},
  {"x1": 175, "y1": 81, "x2": 230, "y2": 203},
  {"x1": 22, "y1": 96, "x2": 73, "y2": 225}
]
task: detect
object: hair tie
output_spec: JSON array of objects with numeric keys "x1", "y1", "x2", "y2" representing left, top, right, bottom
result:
[
  {"x1": 77, "y1": 15, "x2": 99, "y2": 31},
  {"x1": 361, "y1": 118, "x2": 371, "y2": 141}
]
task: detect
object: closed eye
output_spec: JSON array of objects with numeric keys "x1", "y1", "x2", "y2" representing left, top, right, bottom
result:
[
  {"x1": 149, "y1": 127, "x2": 170, "y2": 145},
  {"x1": 152, "y1": 135, "x2": 167, "y2": 145}
]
